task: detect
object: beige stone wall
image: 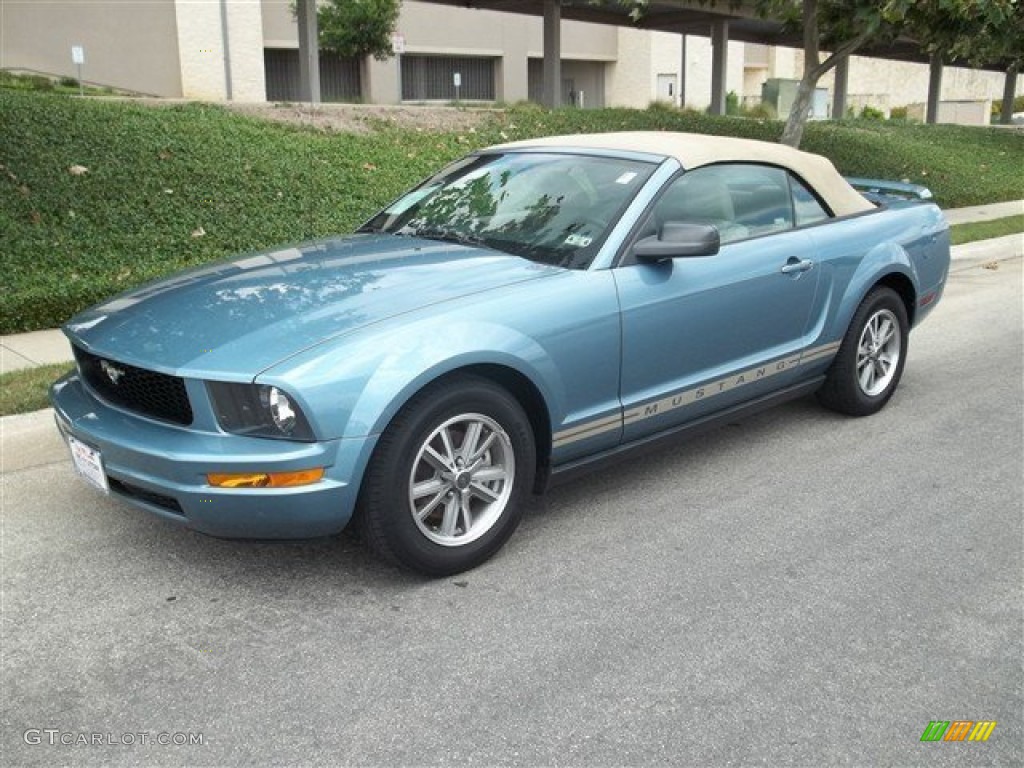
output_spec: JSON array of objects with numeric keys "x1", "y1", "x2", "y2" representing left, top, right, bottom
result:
[
  {"x1": 610, "y1": 29, "x2": 745, "y2": 110},
  {"x1": 607, "y1": 28, "x2": 651, "y2": 109},
  {"x1": 906, "y1": 100, "x2": 994, "y2": 126},
  {"x1": 0, "y1": 0, "x2": 183, "y2": 96},
  {"x1": 9, "y1": 1, "x2": 1018, "y2": 109},
  {"x1": 688, "y1": 36, "x2": 747, "y2": 109},
  {"x1": 261, "y1": 0, "x2": 295, "y2": 47},
  {"x1": 397, "y1": 2, "x2": 618, "y2": 59},
  {"x1": 766, "y1": 49, "x2": 1023, "y2": 114},
  {"x1": 260, "y1": 0, "x2": 617, "y2": 105},
  {"x1": 262, "y1": 0, "x2": 617, "y2": 58},
  {"x1": 174, "y1": 0, "x2": 265, "y2": 101}
]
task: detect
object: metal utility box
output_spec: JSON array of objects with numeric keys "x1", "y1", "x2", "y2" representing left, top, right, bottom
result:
[{"x1": 762, "y1": 78, "x2": 830, "y2": 119}]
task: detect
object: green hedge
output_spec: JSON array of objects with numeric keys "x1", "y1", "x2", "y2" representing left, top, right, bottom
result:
[{"x1": 2, "y1": 90, "x2": 1022, "y2": 334}]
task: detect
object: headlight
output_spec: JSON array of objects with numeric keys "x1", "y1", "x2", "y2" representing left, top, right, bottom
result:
[
  {"x1": 264, "y1": 386, "x2": 297, "y2": 433},
  {"x1": 207, "y1": 381, "x2": 315, "y2": 441}
]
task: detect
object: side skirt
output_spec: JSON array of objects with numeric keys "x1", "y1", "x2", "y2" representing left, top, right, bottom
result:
[{"x1": 544, "y1": 376, "x2": 825, "y2": 491}]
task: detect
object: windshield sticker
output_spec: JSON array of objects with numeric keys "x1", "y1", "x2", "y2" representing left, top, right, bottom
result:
[
  {"x1": 615, "y1": 172, "x2": 638, "y2": 185},
  {"x1": 564, "y1": 234, "x2": 593, "y2": 247}
]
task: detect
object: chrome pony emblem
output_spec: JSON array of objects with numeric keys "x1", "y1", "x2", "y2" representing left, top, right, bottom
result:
[{"x1": 100, "y1": 359, "x2": 126, "y2": 385}]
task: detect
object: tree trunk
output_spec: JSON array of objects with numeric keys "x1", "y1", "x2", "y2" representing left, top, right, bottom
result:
[
  {"x1": 1001, "y1": 66, "x2": 1019, "y2": 125},
  {"x1": 777, "y1": 0, "x2": 876, "y2": 149},
  {"x1": 780, "y1": 76, "x2": 818, "y2": 147},
  {"x1": 780, "y1": 0, "x2": 820, "y2": 149},
  {"x1": 926, "y1": 52, "x2": 943, "y2": 124}
]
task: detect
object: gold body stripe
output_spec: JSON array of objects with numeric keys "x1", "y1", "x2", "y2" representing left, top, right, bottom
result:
[{"x1": 553, "y1": 341, "x2": 840, "y2": 449}]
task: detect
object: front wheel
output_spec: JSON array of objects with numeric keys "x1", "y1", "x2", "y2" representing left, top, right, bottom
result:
[
  {"x1": 355, "y1": 375, "x2": 536, "y2": 576},
  {"x1": 817, "y1": 286, "x2": 909, "y2": 417}
]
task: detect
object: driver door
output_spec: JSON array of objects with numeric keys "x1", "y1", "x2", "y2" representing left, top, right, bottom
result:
[{"x1": 613, "y1": 164, "x2": 822, "y2": 442}]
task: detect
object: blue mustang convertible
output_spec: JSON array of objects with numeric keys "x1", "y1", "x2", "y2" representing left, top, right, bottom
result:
[{"x1": 51, "y1": 132, "x2": 950, "y2": 575}]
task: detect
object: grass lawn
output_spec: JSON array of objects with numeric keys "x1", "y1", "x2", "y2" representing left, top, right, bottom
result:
[
  {"x1": 3, "y1": 88, "x2": 1023, "y2": 334},
  {"x1": 949, "y1": 214, "x2": 1024, "y2": 245},
  {"x1": 0, "y1": 363, "x2": 74, "y2": 417},
  {"x1": 0, "y1": 70, "x2": 121, "y2": 97}
]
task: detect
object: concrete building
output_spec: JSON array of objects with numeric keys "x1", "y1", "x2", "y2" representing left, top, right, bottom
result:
[{"x1": 1, "y1": 0, "x2": 1019, "y2": 117}]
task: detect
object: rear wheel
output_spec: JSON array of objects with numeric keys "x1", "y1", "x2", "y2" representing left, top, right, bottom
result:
[
  {"x1": 817, "y1": 286, "x2": 909, "y2": 417},
  {"x1": 356, "y1": 375, "x2": 535, "y2": 576}
]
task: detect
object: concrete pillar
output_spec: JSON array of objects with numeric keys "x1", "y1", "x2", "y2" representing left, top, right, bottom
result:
[
  {"x1": 832, "y1": 55, "x2": 849, "y2": 120},
  {"x1": 297, "y1": 0, "x2": 320, "y2": 104},
  {"x1": 709, "y1": 20, "x2": 728, "y2": 115},
  {"x1": 542, "y1": 0, "x2": 562, "y2": 108},
  {"x1": 219, "y1": 0, "x2": 233, "y2": 100},
  {"x1": 926, "y1": 52, "x2": 943, "y2": 124},
  {"x1": 500, "y1": 58, "x2": 529, "y2": 104},
  {"x1": 1001, "y1": 67, "x2": 1019, "y2": 125},
  {"x1": 498, "y1": 26, "x2": 529, "y2": 103},
  {"x1": 679, "y1": 33, "x2": 687, "y2": 107},
  {"x1": 364, "y1": 56, "x2": 401, "y2": 104}
]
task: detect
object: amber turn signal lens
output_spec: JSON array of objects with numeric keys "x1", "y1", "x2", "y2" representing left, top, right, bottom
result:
[{"x1": 207, "y1": 468, "x2": 325, "y2": 489}]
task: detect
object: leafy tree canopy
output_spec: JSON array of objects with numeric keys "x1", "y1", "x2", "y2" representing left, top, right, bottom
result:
[
  {"x1": 754, "y1": 0, "x2": 1017, "y2": 145},
  {"x1": 316, "y1": 0, "x2": 401, "y2": 60},
  {"x1": 597, "y1": 1, "x2": 1019, "y2": 145}
]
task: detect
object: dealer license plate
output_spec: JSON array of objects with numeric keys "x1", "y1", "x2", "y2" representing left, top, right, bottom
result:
[{"x1": 66, "y1": 434, "x2": 109, "y2": 493}]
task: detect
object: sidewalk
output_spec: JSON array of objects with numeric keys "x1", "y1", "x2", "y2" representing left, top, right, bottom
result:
[
  {"x1": 940, "y1": 199, "x2": 1022, "y2": 226},
  {"x1": 2, "y1": 200, "x2": 1022, "y2": 376},
  {"x1": 1, "y1": 329, "x2": 77, "y2": 375}
]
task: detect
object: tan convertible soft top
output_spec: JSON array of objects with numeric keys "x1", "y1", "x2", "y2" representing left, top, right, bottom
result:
[{"x1": 494, "y1": 131, "x2": 873, "y2": 217}]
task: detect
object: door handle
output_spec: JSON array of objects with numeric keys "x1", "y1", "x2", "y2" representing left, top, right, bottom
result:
[{"x1": 780, "y1": 258, "x2": 814, "y2": 275}]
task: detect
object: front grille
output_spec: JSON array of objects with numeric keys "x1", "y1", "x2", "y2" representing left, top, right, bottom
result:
[
  {"x1": 74, "y1": 347, "x2": 193, "y2": 425},
  {"x1": 109, "y1": 478, "x2": 185, "y2": 516}
]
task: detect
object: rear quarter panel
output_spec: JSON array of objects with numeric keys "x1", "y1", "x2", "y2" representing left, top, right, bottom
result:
[{"x1": 804, "y1": 201, "x2": 949, "y2": 349}]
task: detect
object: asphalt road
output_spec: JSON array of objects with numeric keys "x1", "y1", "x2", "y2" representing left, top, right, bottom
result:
[{"x1": 2, "y1": 257, "x2": 1021, "y2": 767}]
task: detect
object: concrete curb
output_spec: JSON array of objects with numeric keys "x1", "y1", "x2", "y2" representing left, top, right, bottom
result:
[{"x1": 949, "y1": 232, "x2": 1024, "y2": 267}]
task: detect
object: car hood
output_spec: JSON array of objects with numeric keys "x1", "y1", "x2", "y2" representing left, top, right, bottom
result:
[{"x1": 64, "y1": 234, "x2": 560, "y2": 378}]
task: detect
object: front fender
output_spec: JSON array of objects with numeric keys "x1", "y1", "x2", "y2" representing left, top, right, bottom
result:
[
  {"x1": 345, "y1": 319, "x2": 562, "y2": 438},
  {"x1": 256, "y1": 268, "x2": 622, "y2": 464}
]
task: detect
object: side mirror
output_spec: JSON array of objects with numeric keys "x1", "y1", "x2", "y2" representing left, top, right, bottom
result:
[{"x1": 633, "y1": 221, "x2": 720, "y2": 263}]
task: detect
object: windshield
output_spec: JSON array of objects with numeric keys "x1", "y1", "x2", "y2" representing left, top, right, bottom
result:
[{"x1": 361, "y1": 152, "x2": 657, "y2": 269}]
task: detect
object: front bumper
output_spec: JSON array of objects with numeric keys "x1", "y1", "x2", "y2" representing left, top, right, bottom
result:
[{"x1": 50, "y1": 372, "x2": 377, "y2": 538}]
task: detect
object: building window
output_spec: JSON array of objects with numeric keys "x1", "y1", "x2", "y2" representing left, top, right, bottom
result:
[
  {"x1": 264, "y1": 49, "x2": 361, "y2": 102},
  {"x1": 401, "y1": 55, "x2": 495, "y2": 101}
]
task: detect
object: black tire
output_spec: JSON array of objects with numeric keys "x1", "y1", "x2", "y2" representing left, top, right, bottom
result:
[
  {"x1": 355, "y1": 374, "x2": 536, "y2": 577},
  {"x1": 817, "y1": 286, "x2": 909, "y2": 417}
]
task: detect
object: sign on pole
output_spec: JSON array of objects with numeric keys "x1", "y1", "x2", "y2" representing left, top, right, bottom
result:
[{"x1": 71, "y1": 45, "x2": 85, "y2": 96}]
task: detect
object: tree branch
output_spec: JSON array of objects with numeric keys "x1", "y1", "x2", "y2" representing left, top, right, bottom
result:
[{"x1": 808, "y1": 26, "x2": 876, "y2": 80}]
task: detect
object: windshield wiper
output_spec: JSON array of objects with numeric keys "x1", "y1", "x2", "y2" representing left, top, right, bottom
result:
[{"x1": 409, "y1": 229, "x2": 488, "y2": 249}]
